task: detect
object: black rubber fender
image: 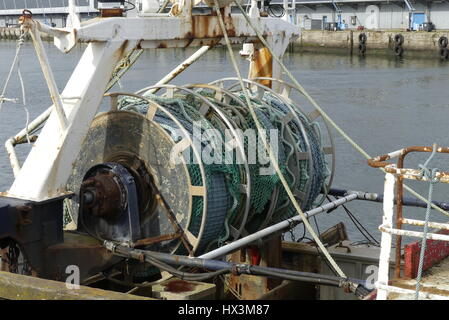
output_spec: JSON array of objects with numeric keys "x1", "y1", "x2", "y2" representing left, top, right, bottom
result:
[
  {"x1": 358, "y1": 43, "x2": 366, "y2": 55},
  {"x1": 359, "y1": 33, "x2": 367, "y2": 44},
  {"x1": 440, "y1": 47, "x2": 449, "y2": 60},
  {"x1": 438, "y1": 36, "x2": 448, "y2": 48},
  {"x1": 394, "y1": 34, "x2": 404, "y2": 45},
  {"x1": 394, "y1": 45, "x2": 404, "y2": 57}
]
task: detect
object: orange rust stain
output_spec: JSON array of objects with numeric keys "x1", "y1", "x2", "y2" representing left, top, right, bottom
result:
[
  {"x1": 190, "y1": 15, "x2": 236, "y2": 39},
  {"x1": 249, "y1": 47, "x2": 273, "y2": 88},
  {"x1": 117, "y1": 40, "x2": 129, "y2": 59},
  {"x1": 100, "y1": 8, "x2": 124, "y2": 17}
]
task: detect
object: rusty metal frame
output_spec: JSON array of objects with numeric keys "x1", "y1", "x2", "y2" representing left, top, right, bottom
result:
[
  {"x1": 368, "y1": 145, "x2": 449, "y2": 278},
  {"x1": 133, "y1": 232, "x2": 183, "y2": 248}
]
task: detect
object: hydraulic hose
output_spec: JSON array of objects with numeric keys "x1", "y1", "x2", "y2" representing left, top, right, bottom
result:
[{"x1": 104, "y1": 241, "x2": 371, "y2": 299}]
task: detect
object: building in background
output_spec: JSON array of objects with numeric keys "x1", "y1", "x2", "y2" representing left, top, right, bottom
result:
[
  {"x1": 277, "y1": 0, "x2": 445, "y2": 31},
  {"x1": 0, "y1": 0, "x2": 447, "y2": 30},
  {"x1": 0, "y1": 0, "x2": 97, "y2": 27}
]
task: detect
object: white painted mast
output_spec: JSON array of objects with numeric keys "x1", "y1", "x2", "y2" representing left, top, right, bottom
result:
[{"x1": 66, "y1": 0, "x2": 80, "y2": 28}]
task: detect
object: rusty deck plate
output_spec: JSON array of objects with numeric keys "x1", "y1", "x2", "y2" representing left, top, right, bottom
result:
[{"x1": 389, "y1": 257, "x2": 449, "y2": 300}]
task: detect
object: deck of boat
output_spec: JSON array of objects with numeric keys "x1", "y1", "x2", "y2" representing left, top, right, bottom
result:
[{"x1": 388, "y1": 257, "x2": 449, "y2": 299}]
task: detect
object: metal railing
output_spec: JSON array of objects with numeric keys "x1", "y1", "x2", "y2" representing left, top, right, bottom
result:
[{"x1": 369, "y1": 146, "x2": 449, "y2": 300}]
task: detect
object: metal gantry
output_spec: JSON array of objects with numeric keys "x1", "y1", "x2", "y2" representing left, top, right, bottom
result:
[{"x1": 7, "y1": 0, "x2": 297, "y2": 201}]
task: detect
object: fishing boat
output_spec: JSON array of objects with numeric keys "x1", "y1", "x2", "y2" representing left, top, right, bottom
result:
[{"x1": 0, "y1": 0, "x2": 448, "y2": 301}]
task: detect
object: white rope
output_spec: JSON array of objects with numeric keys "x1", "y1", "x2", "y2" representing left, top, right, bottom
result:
[
  {"x1": 106, "y1": 48, "x2": 143, "y2": 92},
  {"x1": 213, "y1": 0, "x2": 347, "y2": 279},
  {"x1": 0, "y1": 33, "x2": 24, "y2": 113},
  {"x1": 0, "y1": 97, "x2": 18, "y2": 103},
  {"x1": 0, "y1": 31, "x2": 31, "y2": 144},
  {"x1": 234, "y1": 1, "x2": 449, "y2": 219},
  {"x1": 16, "y1": 39, "x2": 31, "y2": 144}
]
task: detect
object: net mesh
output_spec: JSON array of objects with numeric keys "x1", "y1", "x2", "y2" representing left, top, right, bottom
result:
[{"x1": 117, "y1": 84, "x2": 328, "y2": 252}]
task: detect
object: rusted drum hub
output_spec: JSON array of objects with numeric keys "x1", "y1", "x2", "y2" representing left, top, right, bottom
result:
[
  {"x1": 106, "y1": 152, "x2": 156, "y2": 220},
  {"x1": 78, "y1": 162, "x2": 142, "y2": 242},
  {"x1": 81, "y1": 170, "x2": 126, "y2": 219}
]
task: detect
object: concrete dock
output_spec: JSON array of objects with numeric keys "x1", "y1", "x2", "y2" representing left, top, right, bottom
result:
[
  {"x1": 0, "y1": 27, "x2": 51, "y2": 41},
  {"x1": 297, "y1": 30, "x2": 449, "y2": 59},
  {"x1": 2, "y1": 26, "x2": 449, "y2": 59}
]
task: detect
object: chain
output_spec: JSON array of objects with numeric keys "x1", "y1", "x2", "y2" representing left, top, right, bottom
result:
[
  {"x1": 6, "y1": 243, "x2": 20, "y2": 274},
  {"x1": 2, "y1": 242, "x2": 32, "y2": 275}
]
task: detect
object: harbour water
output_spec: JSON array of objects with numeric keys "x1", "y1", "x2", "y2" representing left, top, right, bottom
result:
[{"x1": 1, "y1": 40, "x2": 449, "y2": 242}]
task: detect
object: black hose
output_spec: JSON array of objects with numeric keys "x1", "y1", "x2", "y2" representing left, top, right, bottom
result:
[
  {"x1": 107, "y1": 242, "x2": 373, "y2": 298},
  {"x1": 328, "y1": 187, "x2": 449, "y2": 211},
  {"x1": 113, "y1": 245, "x2": 231, "y2": 281},
  {"x1": 79, "y1": 205, "x2": 230, "y2": 282},
  {"x1": 250, "y1": 265, "x2": 342, "y2": 286},
  {"x1": 355, "y1": 284, "x2": 372, "y2": 297},
  {"x1": 250, "y1": 267, "x2": 341, "y2": 287},
  {"x1": 267, "y1": 4, "x2": 285, "y2": 18},
  {"x1": 328, "y1": 194, "x2": 379, "y2": 245},
  {"x1": 145, "y1": 254, "x2": 230, "y2": 281},
  {"x1": 124, "y1": 1, "x2": 136, "y2": 12}
]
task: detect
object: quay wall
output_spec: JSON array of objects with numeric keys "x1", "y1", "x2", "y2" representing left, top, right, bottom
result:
[
  {"x1": 296, "y1": 30, "x2": 449, "y2": 58},
  {"x1": 0, "y1": 27, "x2": 52, "y2": 41},
  {"x1": 2, "y1": 26, "x2": 449, "y2": 59}
]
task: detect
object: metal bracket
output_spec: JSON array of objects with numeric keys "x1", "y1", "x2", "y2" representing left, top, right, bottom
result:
[
  {"x1": 78, "y1": 163, "x2": 141, "y2": 243},
  {"x1": 0, "y1": 194, "x2": 68, "y2": 274}
]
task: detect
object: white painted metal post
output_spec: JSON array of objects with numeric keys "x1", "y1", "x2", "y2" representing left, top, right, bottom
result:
[
  {"x1": 282, "y1": 0, "x2": 289, "y2": 21},
  {"x1": 142, "y1": 45, "x2": 211, "y2": 95},
  {"x1": 185, "y1": 0, "x2": 192, "y2": 17},
  {"x1": 67, "y1": 0, "x2": 81, "y2": 28},
  {"x1": 8, "y1": 40, "x2": 135, "y2": 200},
  {"x1": 376, "y1": 172, "x2": 395, "y2": 300},
  {"x1": 5, "y1": 140, "x2": 20, "y2": 177},
  {"x1": 248, "y1": 0, "x2": 260, "y2": 18},
  {"x1": 292, "y1": 0, "x2": 297, "y2": 24},
  {"x1": 5, "y1": 107, "x2": 53, "y2": 177}
]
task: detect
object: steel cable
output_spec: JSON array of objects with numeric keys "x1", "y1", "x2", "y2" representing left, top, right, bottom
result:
[
  {"x1": 233, "y1": 0, "x2": 449, "y2": 220},
  {"x1": 214, "y1": 0, "x2": 347, "y2": 279},
  {"x1": 415, "y1": 144, "x2": 439, "y2": 300}
]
